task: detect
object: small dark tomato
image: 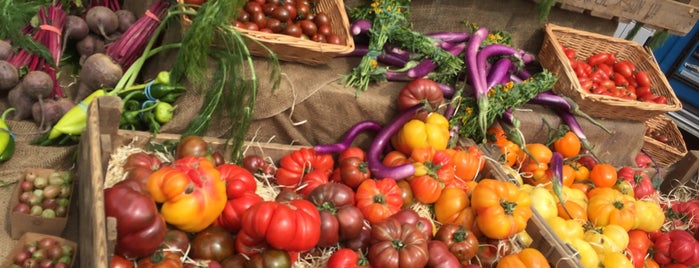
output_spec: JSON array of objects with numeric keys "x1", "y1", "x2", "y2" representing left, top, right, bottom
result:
[
  {"x1": 281, "y1": 3, "x2": 297, "y2": 20},
  {"x1": 299, "y1": 19, "x2": 317, "y2": 36},
  {"x1": 237, "y1": 10, "x2": 250, "y2": 23},
  {"x1": 283, "y1": 22, "x2": 303, "y2": 37},
  {"x1": 295, "y1": 3, "x2": 310, "y2": 19},
  {"x1": 271, "y1": 7, "x2": 291, "y2": 21},
  {"x1": 326, "y1": 33, "x2": 342, "y2": 45},
  {"x1": 251, "y1": 11, "x2": 267, "y2": 29},
  {"x1": 262, "y1": 3, "x2": 277, "y2": 16},
  {"x1": 176, "y1": 135, "x2": 209, "y2": 159},
  {"x1": 311, "y1": 33, "x2": 326, "y2": 43},
  {"x1": 244, "y1": 22, "x2": 260, "y2": 31},
  {"x1": 314, "y1": 12, "x2": 330, "y2": 26},
  {"x1": 266, "y1": 18, "x2": 282, "y2": 33},
  {"x1": 318, "y1": 24, "x2": 332, "y2": 36},
  {"x1": 234, "y1": 20, "x2": 245, "y2": 28},
  {"x1": 246, "y1": 249, "x2": 291, "y2": 268},
  {"x1": 244, "y1": 1, "x2": 263, "y2": 14}
]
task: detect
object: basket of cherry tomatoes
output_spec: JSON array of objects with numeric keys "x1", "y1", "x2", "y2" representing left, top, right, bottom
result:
[
  {"x1": 179, "y1": 0, "x2": 354, "y2": 65},
  {"x1": 642, "y1": 114, "x2": 688, "y2": 168},
  {"x1": 538, "y1": 23, "x2": 682, "y2": 122}
]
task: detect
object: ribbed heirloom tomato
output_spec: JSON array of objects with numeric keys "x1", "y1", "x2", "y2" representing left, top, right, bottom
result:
[
  {"x1": 470, "y1": 179, "x2": 532, "y2": 239},
  {"x1": 355, "y1": 178, "x2": 403, "y2": 224}
]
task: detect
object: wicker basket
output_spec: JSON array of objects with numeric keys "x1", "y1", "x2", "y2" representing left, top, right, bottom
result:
[
  {"x1": 538, "y1": 23, "x2": 682, "y2": 121},
  {"x1": 178, "y1": 0, "x2": 354, "y2": 65},
  {"x1": 642, "y1": 115, "x2": 688, "y2": 168}
]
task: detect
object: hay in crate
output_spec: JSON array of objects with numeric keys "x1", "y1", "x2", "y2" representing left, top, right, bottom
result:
[{"x1": 538, "y1": 23, "x2": 681, "y2": 122}]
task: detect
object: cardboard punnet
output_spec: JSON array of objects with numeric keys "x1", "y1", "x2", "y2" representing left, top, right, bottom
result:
[
  {"x1": 8, "y1": 168, "x2": 74, "y2": 240},
  {"x1": 1, "y1": 232, "x2": 77, "y2": 267}
]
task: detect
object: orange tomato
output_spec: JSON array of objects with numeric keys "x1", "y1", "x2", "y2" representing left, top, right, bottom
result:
[
  {"x1": 561, "y1": 164, "x2": 576, "y2": 187},
  {"x1": 589, "y1": 163, "x2": 617, "y2": 188},
  {"x1": 568, "y1": 161, "x2": 590, "y2": 182},
  {"x1": 557, "y1": 200, "x2": 588, "y2": 222},
  {"x1": 569, "y1": 182, "x2": 592, "y2": 194},
  {"x1": 553, "y1": 131, "x2": 581, "y2": 158},
  {"x1": 496, "y1": 248, "x2": 550, "y2": 268},
  {"x1": 519, "y1": 143, "x2": 553, "y2": 165}
]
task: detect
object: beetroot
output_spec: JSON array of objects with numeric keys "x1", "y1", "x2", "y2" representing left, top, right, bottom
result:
[
  {"x1": 22, "y1": 70, "x2": 54, "y2": 101},
  {"x1": 74, "y1": 53, "x2": 123, "y2": 101},
  {"x1": 0, "y1": 40, "x2": 11, "y2": 60},
  {"x1": 85, "y1": 6, "x2": 120, "y2": 40},
  {"x1": 0, "y1": 60, "x2": 19, "y2": 92},
  {"x1": 32, "y1": 97, "x2": 74, "y2": 128},
  {"x1": 76, "y1": 34, "x2": 106, "y2": 65},
  {"x1": 115, "y1": 10, "x2": 137, "y2": 33},
  {"x1": 7, "y1": 85, "x2": 34, "y2": 120}
]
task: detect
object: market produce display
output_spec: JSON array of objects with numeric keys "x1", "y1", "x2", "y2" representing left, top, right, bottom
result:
[{"x1": 1, "y1": 0, "x2": 698, "y2": 267}]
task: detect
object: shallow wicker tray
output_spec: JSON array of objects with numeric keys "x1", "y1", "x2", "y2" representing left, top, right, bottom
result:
[
  {"x1": 179, "y1": 0, "x2": 354, "y2": 65},
  {"x1": 643, "y1": 115, "x2": 688, "y2": 168},
  {"x1": 538, "y1": 23, "x2": 682, "y2": 121}
]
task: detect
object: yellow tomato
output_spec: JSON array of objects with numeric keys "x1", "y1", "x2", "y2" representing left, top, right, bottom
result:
[
  {"x1": 612, "y1": 180, "x2": 635, "y2": 198},
  {"x1": 517, "y1": 230, "x2": 533, "y2": 247},
  {"x1": 601, "y1": 224, "x2": 629, "y2": 250},
  {"x1": 601, "y1": 252, "x2": 633, "y2": 268},
  {"x1": 558, "y1": 186, "x2": 588, "y2": 210},
  {"x1": 521, "y1": 184, "x2": 558, "y2": 220},
  {"x1": 570, "y1": 238, "x2": 599, "y2": 268},
  {"x1": 633, "y1": 199, "x2": 665, "y2": 232},
  {"x1": 587, "y1": 188, "x2": 636, "y2": 231},
  {"x1": 391, "y1": 112, "x2": 450, "y2": 155},
  {"x1": 583, "y1": 228, "x2": 624, "y2": 256},
  {"x1": 547, "y1": 216, "x2": 584, "y2": 243}
]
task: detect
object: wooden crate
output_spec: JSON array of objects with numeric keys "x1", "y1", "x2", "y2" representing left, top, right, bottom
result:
[
  {"x1": 77, "y1": 96, "x2": 308, "y2": 267},
  {"x1": 530, "y1": 0, "x2": 699, "y2": 35}
]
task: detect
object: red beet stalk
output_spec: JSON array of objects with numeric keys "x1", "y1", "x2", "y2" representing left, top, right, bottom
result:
[
  {"x1": 105, "y1": 0, "x2": 170, "y2": 70},
  {"x1": 8, "y1": 3, "x2": 66, "y2": 98}
]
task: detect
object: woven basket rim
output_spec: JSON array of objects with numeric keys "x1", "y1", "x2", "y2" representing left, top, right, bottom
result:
[
  {"x1": 177, "y1": 0, "x2": 355, "y2": 55},
  {"x1": 543, "y1": 23, "x2": 682, "y2": 113}
]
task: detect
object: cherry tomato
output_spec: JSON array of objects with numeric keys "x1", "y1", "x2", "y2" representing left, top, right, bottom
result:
[
  {"x1": 299, "y1": 19, "x2": 317, "y2": 36},
  {"x1": 318, "y1": 24, "x2": 332, "y2": 36},
  {"x1": 563, "y1": 47, "x2": 577, "y2": 61},
  {"x1": 283, "y1": 22, "x2": 303, "y2": 37},
  {"x1": 272, "y1": 7, "x2": 291, "y2": 21},
  {"x1": 314, "y1": 12, "x2": 330, "y2": 26},
  {"x1": 237, "y1": 10, "x2": 250, "y2": 23},
  {"x1": 605, "y1": 52, "x2": 617, "y2": 65},
  {"x1": 596, "y1": 63, "x2": 614, "y2": 77},
  {"x1": 244, "y1": 1, "x2": 263, "y2": 14},
  {"x1": 326, "y1": 34, "x2": 342, "y2": 45},
  {"x1": 296, "y1": 3, "x2": 311, "y2": 19},
  {"x1": 613, "y1": 73, "x2": 629, "y2": 87},
  {"x1": 653, "y1": 95, "x2": 668, "y2": 104}
]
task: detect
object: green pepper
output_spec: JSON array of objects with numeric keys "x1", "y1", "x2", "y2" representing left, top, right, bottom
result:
[
  {"x1": 117, "y1": 83, "x2": 186, "y2": 102},
  {"x1": 0, "y1": 108, "x2": 16, "y2": 163},
  {"x1": 143, "y1": 110, "x2": 161, "y2": 134},
  {"x1": 120, "y1": 101, "x2": 157, "y2": 130},
  {"x1": 154, "y1": 102, "x2": 175, "y2": 124},
  {"x1": 48, "y1": 89, "x2": 106, "y2": 139}
]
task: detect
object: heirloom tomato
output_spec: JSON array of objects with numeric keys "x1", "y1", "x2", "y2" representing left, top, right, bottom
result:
[
  {"x1": 307, "y1": 183, "x2": 365, "y2": 247},
  {"x1": 495, "y1": 248, "x2": 549, "y2": 268},
  {"x1": 368, "y1": 217, "x2": 429, "y2": 268},
  {"x1": 602, "y1": 252, "x2": 633, "y2": 268},
  {"x1": 391, "y1": 112, "x2": 450, "y2": 155},
  {"x1": 355, "y1": 178, "x2": 403, "y2": 224},
  {"x1": 332, "y1": 156, "x2": 371, "y2": 190},
  {"x1": 470, "y1": 179, "x2": 532, "y2": 239},
  {"x1": 434, "y1": 186, "x2": 475, "y2": 228},
  {"x1": 137, "y1": 249, "x2": 183, "y2": 268},
  {"x1": 217, "y1": 163, "x2": 256, "y2": 199},
  {"x1": 397, "y1": 78, "x2": 444, "y2": 113},
  {"x1": 434, "y1": 223, "x2": 479, "y2": 264},
  {"x1": 147, "y1": 156, "x2": 226, "y2": 232},
  {"x1": 653, "y1": 230, "x2": 699, "y2": 266},
  {"x1": 176, "y1": 135, "x2": 209, "y2": 159},
  {"x1": 190, "y1": 226, "x2": 236, "y2": 262},
  {"x1": 426, "y1": 240, "x2": 462, "y2": 268},
  {"x1": 407, "y1": 147, "x2": 455, "y2": 203},
  {"x1": 587, "y1": 187, "x2": 636, "y2": 230},
  {"x1": 236, "y1": 199, "x2": 321, "y2": 254},
  {"x1": 445, "y1": 145, "x2": 484, "y2": 182},
  {"x1": 275, "y1": 148, "x2": 333, "y2": 194},
  {"x1": 213, "y1": 191, "x2": 263, "y2": 232},
  {"x1": 569, "y1": 238, "x2": 599, "y2": 268},
  {"x1": 246, "y1": 249, "x2": 292, "y2": 268},
  {"x1": 389, "y1": 209, "x2": 434, "y2": 240},
  {"x1": 520, "y1": 184, "x2": 557, "y2": 220},
  {"x1": 105, "y1": 180, "x2": 167, "y2": 259},
  {"x1": 110, "y1": 255, "x2": 134, "y2": 268},
  {"x1": 547, "y1": 216, "x2": 584, "y2": 243},
  {"x1": 633, "y1": 199, "x2": 665, "y2": 232},
  {"x1": 617, "y1": 167, "x2": 656, "y2": 199}
]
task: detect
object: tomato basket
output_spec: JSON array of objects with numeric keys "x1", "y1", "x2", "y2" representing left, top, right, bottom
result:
[
  {"x1": 177, "y1": 0, "x2": 354, "y2": 65},
  {"x1": 537, "y1": 23, "x2": 682, "y2": 121},
  {"x1": 642, "y1": 115, "x2": 688, "y2": 168}
]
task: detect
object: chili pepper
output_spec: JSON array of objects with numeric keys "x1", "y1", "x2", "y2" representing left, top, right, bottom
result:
[
  {"x1": 154, "y1": 102, "x2": 175, "y2": 124},
  {"x1": 143, "y1": 110, "x2": 161, "y2": 134},
  {"x1": 121, "y1": 101, "x2": 158, "y2": 130},
  {"x1": 118, "y1": 83, "x2": 186, "y2": 102},
  {"x1": 47, "y1": 89, "x2": 106, "y2": 140},
  {"x1": 0, "y1": 108, "x2": 16, "y2": 163}
]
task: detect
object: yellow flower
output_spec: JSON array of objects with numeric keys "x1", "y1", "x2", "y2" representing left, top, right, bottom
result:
[
  {"x1": 370, "y1": 59, "x2": 378, "y2": 68},
  {"x1": 465, "y1": 107, "x2": 473, "y2": 115},
  {"x1": 488, "y1": 88, "x2": 495, "y2": 97},
  {"x1": 503, "y1": 81, "x2": 514, "y2": 92}
]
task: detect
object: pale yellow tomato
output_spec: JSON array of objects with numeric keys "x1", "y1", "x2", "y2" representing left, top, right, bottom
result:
[
  {"x1": 570, "y1": 238, "x2": 599, "y2": 268},
  {"x1": 633, "y1": 199, "x2": 665, "y2": 232},
  {"x1": 547, "y1": 216, "x2": 584, "y2": 243},
  {"x1": 601, "y1": 252, "x2": 633, "y2": 268},
  {"x1": 521, "y1": 184, "x2": 558, "y2": 220}
]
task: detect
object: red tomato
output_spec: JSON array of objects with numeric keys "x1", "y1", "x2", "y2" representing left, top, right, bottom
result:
[
  {"x1": 613, "y1": 72, "x2": 629, "y2": 87},
  {"x1": 599, "y1": 79, "x2": 615, "y2": 90},
  {"x1": 653, "y1": 95, "x2": 668, "y2": 104},
  {"x1": 397, "y1": 78, "x2": 444, "y2": 113},
  {"x1": 635, "y1": 70, "x2": 652, "y2": 87},
  {"x1": 614, "y1": 60, "x2": 636, "y2": 78},
  {"x1": 327, "y1": 248, "x2": 370, "y2": 268},
  {"x1": 109, "y1": 255, "x2": 134, "y2": 268},
  {"x1": 605, "y1": 52, "x2": 617, "y2": 65},
  {"x1": 596, "y1": 63, "x2": 614, "y2": 77},
  {"x1": 636, "y1": 86, "x2": 652, "y2": 98},
  {"x1": 355, "y1": 178, "x2": 403, "y2": 224},
  {"x1": 564, "y1": 47, "x2": 577, "y2": 61},
  {"x1": 587, "y1": 52, "x2": 610, "y2": 66}
]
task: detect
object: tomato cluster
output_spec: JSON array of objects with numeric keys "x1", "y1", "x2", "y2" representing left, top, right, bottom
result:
[
  {"x1": 562, "y1": 46, "x2": 668, "y2": 104},
  {"x1": 234, "y1": 0, "x2": 343, "y2": 45}
]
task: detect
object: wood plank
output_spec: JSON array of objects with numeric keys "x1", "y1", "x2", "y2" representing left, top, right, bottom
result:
[{"x1": 532, "y1": 0, "x2": 699, "y2": 35}]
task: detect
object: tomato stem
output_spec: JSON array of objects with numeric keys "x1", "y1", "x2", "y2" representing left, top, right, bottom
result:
[{"x1": 500, "y1": 200, "x2": 517, "y2": 215}]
